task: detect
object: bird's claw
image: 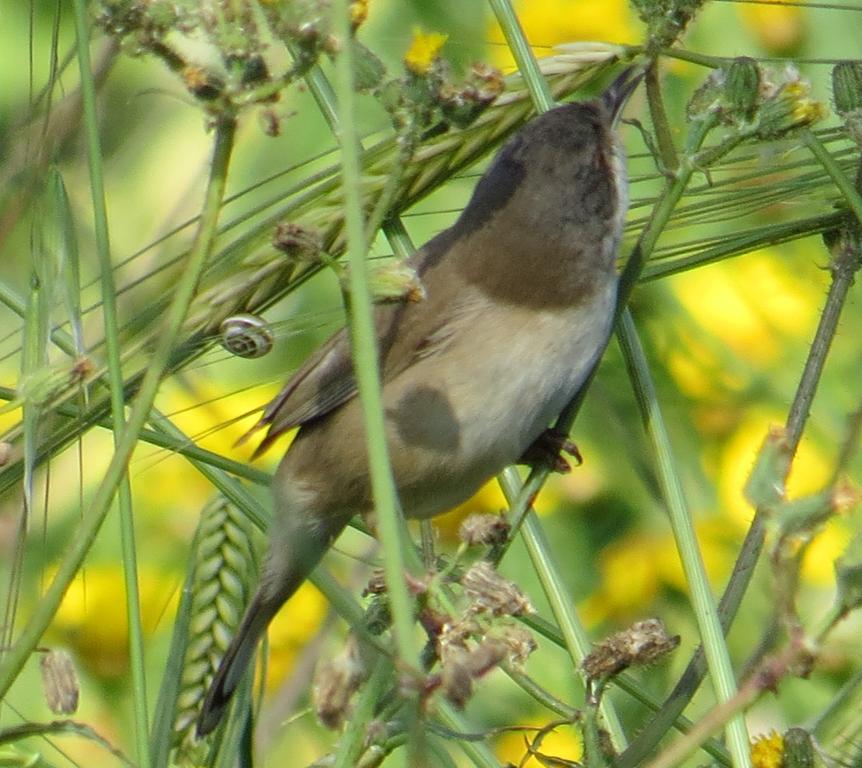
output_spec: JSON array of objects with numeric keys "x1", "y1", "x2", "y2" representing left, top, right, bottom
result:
[{"x1": 520, "y1": 429, "x2": 583, "y2": 474}]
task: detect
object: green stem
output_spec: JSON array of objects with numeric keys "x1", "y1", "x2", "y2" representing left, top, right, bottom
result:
[
  {"x1": 71, "y1": 3, "x2": 149, "y2": 764},
  {"x1": 499, "y1": 470, "x2": 627, "y2": 748},
  {"x1": 329, "y1": 0, "x2": 416, "y2": 667},
  {"x1": 644, "y1": 60, "x2": 679, "y2": 172},
  {"x1": 435, "y1": 702, "x2": 502, "y2": 768},
  {"x1": 333, "y1": 656, "x2": 390, "y2": 768},
  {"x1": 487, "y1": 0, "x2": 554, "y2": 113},
  {"x1": 616, "y1": 311, "x2": 751, "y2": 768},
  {"x1": 803, "y1": 128, "x2": 862, "y2": 226},
  {"x1": 618, "y1": 215, "x2": 860, "y2": 767},
  {"x1": 0, "y1": 110, "x2": 236, "y2": 703}
]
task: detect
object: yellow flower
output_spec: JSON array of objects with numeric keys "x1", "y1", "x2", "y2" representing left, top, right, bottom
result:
[
  {"x1": 404, "y1": 28, "x2": 448, "y2": 75},
  {"x1": 751, "y1": 730, "x2": 784, "y2": 768},
  {"x1": 717, "y1": 409, "x2": 832, "y2": 530},
  {"x1": 264, "y1": 581, "x2": 328, "y2": 691},
  {"x1": 350, "y1": 0, "x2": 369, "y2": 28},
  {"x1": 671, "y1": 249, "x2": 822, "y2": 367},
  {"x1": 51, "y1": 564, "x2": 179, "y2": 678},
  {"x1": 432, "y1": 471, "x2": 575, "y2": 542},
  {"x1": 738, "y1": 0, "x2": 806, "y2": 55},
  {"x1": 488, "y1": 0, "x2": 640, "y2": 70},
  {"x1": 582, "y1": 520, "x2": 733, "y2": 624},
  {"x1": 496, "y1": 720, "x2": 583, "y2": 766}
]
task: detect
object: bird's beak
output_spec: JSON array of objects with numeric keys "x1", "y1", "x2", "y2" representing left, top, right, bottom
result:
[{"x1": 602, "y1": 65, "x2": 645, "y2": 125}]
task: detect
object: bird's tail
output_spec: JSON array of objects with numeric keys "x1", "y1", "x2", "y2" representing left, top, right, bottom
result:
[
  {"x1": 196, "y1": 590, "x2": 279, "y2": 737},
  {"x1": 196, "y1": 504, "x2": 349, "y2": 737}
]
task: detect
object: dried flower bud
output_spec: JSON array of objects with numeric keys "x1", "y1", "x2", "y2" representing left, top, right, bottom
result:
[
  {"x1": 437, "y1": 63, "x2": 505, "y2": 128},
  {"x1": 686, "y1": 68, "x2": 725, "y2": 124},
  {"x1": 630, "y1": 0, "x2": 704, "y2": 49},
  {"x1": 313, "y1": 636, "x2": 366, "y2": 729},
  {"x1": 363, "y1": 569, "x2": 387, "y2": 596},
  {"x1": 273, "y1": 222, "x2": 324, "y2": 262},
  {"x1": 458, "y1": 514, "x2": 510, "y2": 548},
  {"x1": 438, "y1": 617, "x2": 480, "y2": 653},
  {"x1": 240, "y1": 54, "x2": 269, "y2": 86},
  {"x1": 467, "y1": 62, "x2": 505, "y2": 103},
  {"x1": 440, "y1": 646, "x2": 473, "y2": 709},
  {"x1": 440, "y1": 638, "x2": 508, "y2": 709},
  {"x1": 582, "y1": 618, "x2": 679, "y2": 681},
  {"x1": 498, "y1": 625, "x2": 538, "y2": 666},
  {"x1": 40, "y1": 649, "x2": 79, "y2": 715},
  {"x1": 461, "y1": 562, "x2": 533, "y2": 617}
]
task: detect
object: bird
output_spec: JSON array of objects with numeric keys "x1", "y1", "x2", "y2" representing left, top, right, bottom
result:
[{"x1": 197, "y1": 65, "x2": 642, "y2": 736}]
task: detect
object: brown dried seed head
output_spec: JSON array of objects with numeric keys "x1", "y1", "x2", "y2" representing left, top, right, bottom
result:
[
  {"x1": 440, "y1": 638, "x2": 508, "y2": 709},
  {"x1": 272, "y1": 222, "x2": 324, "y2": 261},
  {"x1": 313, "y1": 637, "x2": 366, "y2": 729},
  {"x1": 440, "y1": 647, "x2": 474, "y2": 709},
  {"x1": 458, "y1": 514, "x2": 510, "y2": 547},
  {"x1": 582, "y1": 618, "x2": 680, "y2": 680},
  {"x1": 40, "y1": 649, "x2": 79, "y2": 715},
  {"x1": 499, "y1": 625, "x2": 538, "y2": 666},
  {"x1": 461, "y1": 561, "x2": 533, "y2": 617},
  {"x1": 362, "y1": 569, "x2": 387, "y2": 597}
]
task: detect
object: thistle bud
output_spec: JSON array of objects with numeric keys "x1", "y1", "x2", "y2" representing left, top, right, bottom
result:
[
  {"x1": 832, "y1": 61, "x2": 862, "y2": 116},
  {"x1": 832, "y1": 61, "x2": 862, "y2": 144},
  {"x1": 725, "y1": 57, "x2": 761, "y2": 122},
  {"x1": 743, "y1": 425, "x2": 790, "y2": 508},
  {"x1": 783, "y1": 728, "x2": 815, "y2": 768}
]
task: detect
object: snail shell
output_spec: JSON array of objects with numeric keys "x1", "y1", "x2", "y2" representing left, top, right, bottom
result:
[{"x1": 219, "y1": 314, "x2": 274, "y2": 358}]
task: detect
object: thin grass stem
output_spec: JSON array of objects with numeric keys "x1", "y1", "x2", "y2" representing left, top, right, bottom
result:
[
  {"x1": 0, "y1": 103, "x2": 237, "y2": 705},
  {"x1": 616, "y1": 310, "x2": 752, "y2": 768},
  {"x1": 329, "y1": 0, "x2": 417, "y2": 671},
  {"x1": 71, "y1": 2, "x2": 150, "y2": 763}
]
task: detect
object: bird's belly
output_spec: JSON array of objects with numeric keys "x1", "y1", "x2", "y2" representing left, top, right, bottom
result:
[{"x1": 387, "y1": 283, "x2": 617, "y2": 519}]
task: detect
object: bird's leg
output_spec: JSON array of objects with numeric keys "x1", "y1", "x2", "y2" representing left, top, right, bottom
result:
[{"x1": 519, "y1": 428, "x2": 583, "y2": 474}]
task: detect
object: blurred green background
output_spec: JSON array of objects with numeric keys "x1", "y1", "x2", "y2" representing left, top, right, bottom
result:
[{"x1": 2, "y1": 1, "x2": 862, "y2": 766}]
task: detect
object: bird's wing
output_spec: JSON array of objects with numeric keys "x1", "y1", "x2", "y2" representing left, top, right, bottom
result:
[
  {"x1": 246, "y1": 242, "x2": 468, "y2": 458},
  {"x1": 246, "y1": 328, "x2": 356, "y2": 457}
]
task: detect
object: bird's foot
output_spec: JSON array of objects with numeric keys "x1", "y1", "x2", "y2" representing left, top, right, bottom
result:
[{"x1": 520, "y1": 428, "x2": 582, "y2": 474}]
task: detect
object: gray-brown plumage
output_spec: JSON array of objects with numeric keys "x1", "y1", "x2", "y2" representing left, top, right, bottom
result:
[{"x1": 197, "y1": 67, "x2": 641, "y2": 737}]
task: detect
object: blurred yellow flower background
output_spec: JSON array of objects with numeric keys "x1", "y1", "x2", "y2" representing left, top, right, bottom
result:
[{"x1": 3, "y1": 0, "x2": 860, "y2": 765}]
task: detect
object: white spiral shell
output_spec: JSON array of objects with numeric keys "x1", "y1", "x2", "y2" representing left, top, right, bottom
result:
[{"x1": 219, "y1": 314, "x2": 274, "y2": 358}]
